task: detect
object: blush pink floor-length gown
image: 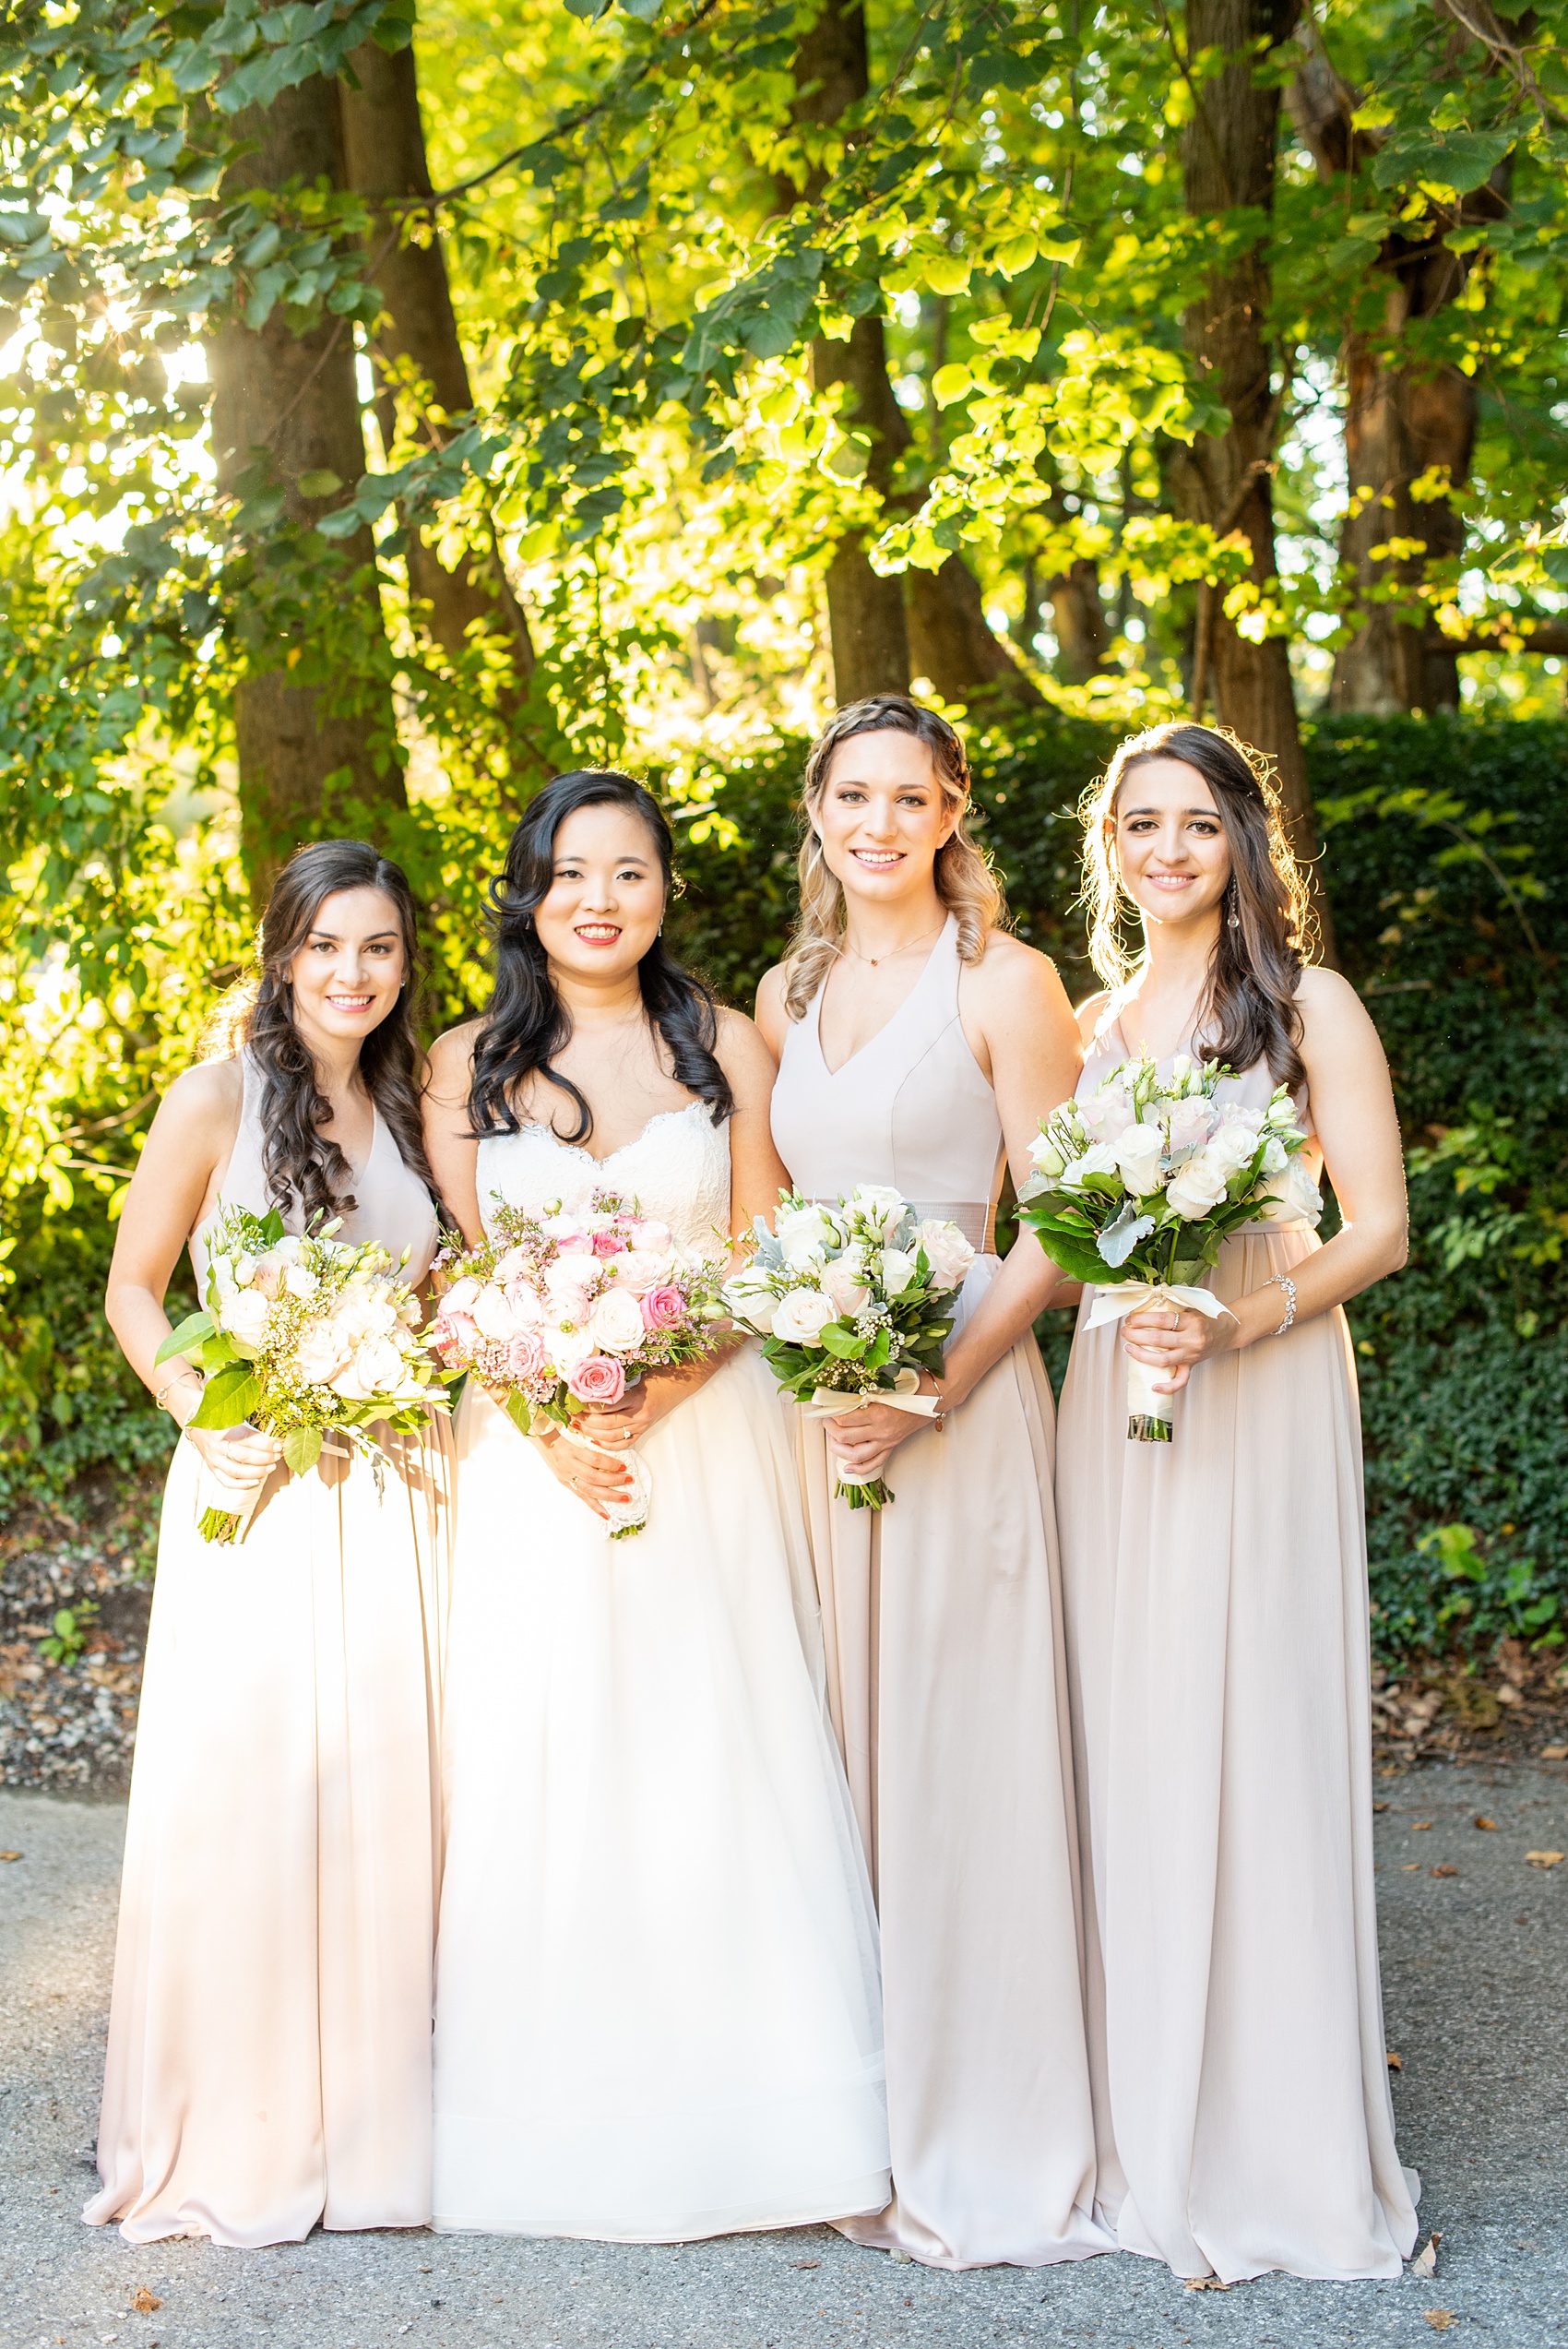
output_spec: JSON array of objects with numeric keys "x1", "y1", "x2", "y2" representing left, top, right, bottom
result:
[
  {"x1": 86, "y1": 1050, "x2": 453, "y2": 2248},
  {"x1": 1055, "y1": 1006, "x2": 1420, "y2": 2282},
  {"x1": 769, "y1": 917, "x2": 1108, "y2": 2271}
]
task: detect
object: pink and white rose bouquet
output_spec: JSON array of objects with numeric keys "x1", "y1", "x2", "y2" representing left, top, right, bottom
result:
[
  {"x1": 154, "y1": 1205, "x2": 446, "y2": 1544},
  {"x1": 1019, "y1": 1051, "x2": 1320, "y2": 1444},
  {"x1": 426, "y1": 1191, "x2": 727, "y2": 1537}
]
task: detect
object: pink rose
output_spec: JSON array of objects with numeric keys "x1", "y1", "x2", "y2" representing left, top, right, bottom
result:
[
  {"x1": 544, "y1": 1256, "x2": 598, "y2": 1318},
  {"x1": 588, "y1": 1286, "x2": 647, "y2": 1354},
  {"x1": 505, "y1": 1329, "x2": 546, "y2": 1382},
  {"x1": 296, "y1": 1318, "x2": 353, "y2": 1385},
  {"x1": 551, "y1": 1231, "x2": 595, "y2": 1256},
  {"x1": 626, "y1": 1218, "x2": 673, "y2": 1255},
  {"x1": 567, "y1": 1353, "x2": 625, "y2": 1405},
  {"x1": 640, "y1": 1284, "x2": 688, "y2": 1331},
  {"x1": 592, "y1": 1229, "x2": 627, "y2": 1257},
  {"x1": 1080, "y1": 1090, "x2": 1135, "y2": 1143},
  {"x1": 605, "y1": 1247, "x2": 663, "y2": 1295},
  {"x1": 503, "y1": 1276, "x2": 545, "y2": 1328},
  {"x1": 442, "y1": 1274, "x2": 482, "y2": 1314},
  {"x1": 434, "y1": 1308, "x2": 479, "y2": 1365}
]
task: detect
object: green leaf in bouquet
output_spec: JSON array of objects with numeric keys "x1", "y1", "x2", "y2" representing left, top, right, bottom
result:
[
  {"x1": 155, "y1": 1310, "x2": 217, "y2": 1365},
  {"x1": 817, "y1": 1322, "x2": 868, "y2": 1359},
  {"x1": 188, "y1": 1363, "x2": 266, "y2": 1428},
  {"x1": 283, "y1": 1425, "x2": 324, "y2": 1476},
  {"x1": 505, "y1": 1389, "x2": 534, "y2": 1437},
  {"x1": 1021, "y1": 1219, "x2": 1115, "y2": 1287}
]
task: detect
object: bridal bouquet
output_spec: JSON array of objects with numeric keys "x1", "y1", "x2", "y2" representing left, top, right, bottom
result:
[
  {"x1": 1018, "y1": 1052, "x2": 1320, "y2": 1443},
  {"x1": 155, "y1": 1206, "x2": 445, "y2": 1543},
  {"x1": 724, "y1": 1185, "x2": 975, "y2": 1508},
  {"x1": 426, "y1": 1193, "x2": 727, "y2": 1538}
]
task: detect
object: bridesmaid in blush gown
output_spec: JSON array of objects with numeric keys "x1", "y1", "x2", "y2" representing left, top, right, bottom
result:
[
  {"x1": 1055, "y1": 721, "x2": 1420, "y2": 2281},
  {"x1": 424, "y1": 769, "x2": 888, "y2": 2244},
  {"x1": 87, "y1": 841, "x2": 452, "y2": 2248},
  {"x1": 757, "y1": 694, "x2": 1107, "y2": 2271}
]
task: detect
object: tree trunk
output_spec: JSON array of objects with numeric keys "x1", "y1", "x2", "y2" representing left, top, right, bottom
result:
[
  {"x1": 339, "y1": 38, "x2": 535, "y2": 686},
  {"x1": 1046, "y1": 559, "x2": 1113, "y2": 686},
  {"x1": 208, "y1": 76, "x2": 403, "y2": 906},
  {"x1": 906, "y1": 554, "x2": 1042, "y2": 705},
  {"x1": 785, "y1": 0, "x2": 1026, "y2": 706},
  {"x1": 1289, "y1": 21, "x2": 1503, "y2": 712},
  {"x1": 1171, "y1": 0, "x2": 1334, "y2": 958}
]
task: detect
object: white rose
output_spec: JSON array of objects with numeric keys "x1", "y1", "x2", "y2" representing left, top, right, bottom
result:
[
  {"x1": 469, "y1": 1282, "x2": 520, "y2": 1341},
  {"x1": 606, "y1": 1248, "x2": 664, "y2": 1296},
  {"x1": 775, "y1": 1203, "x2": 837, "y2": 1268},
  {"x1": 296, "y1": 1318, "x2": 353, "y2": 1386},
  {"x1": 820, "y1": 1254, "x2": 871, "y2": 1317},
  {"x1": 771, "y1": 1286, "x2": 837, "y2": 1344},
  {"x1": 273, "y1": 1236, "x2": 303, "y2": 1264},
  {"x1": 331, "y1": 1333, "x2": 406, "y2": 1401},
  {"x1": 846, "y1": 1183, "x2": 907, "y2": 1238},
  {"x1": 1164, "y1": 1147, "x2": 1230, "y2": 1220},
  {"x1": 911, "y1": 1219, "x2": 975, "y2": 1292},
  {"x1": 1260, "y1": 1134, "x2": 1289, "y2": 1175},
  {"x1": 221, "y1": 1285, "x2": 273, "y2": 1345},
  {"x1": 546, "y1": 1323, "x2": 595, "y2": 1378},
  {"x1": 231, "y1": 1251, "x2": 257, "y2": 1288},
  {"x1": 283, "y1": 1261, "x2": 318, "y2": 1301},
  {"x1": 1112, "y1": 1123, "x2": 1168, "y2": 1198},
  {"x1": 588, "y1": 1286, "x2": 647, "y2": 1355},
  {"x1": 1060, "y1": 1142, "x2": 1121, "y2": 1191},
  {"x1": 876, "y1": 1246, "x2": 919, "y2": 1297},
  {"x1": 1260, "y1": 1157, "x2": 1324, "y2": 1228},
  {"x1": 724, "y1": 1276, "x2": 776, "y2": 1334}
]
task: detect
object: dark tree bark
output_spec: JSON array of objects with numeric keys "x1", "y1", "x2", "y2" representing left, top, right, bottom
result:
[
  {"x1": 339, "y1": 39, "x2": 535, "y2": 686},
  {"x1": 208, "y1": 76, "x2": 403, "y2": 906},
  {"x1": 1288, "y1": 23, "x2": 1505, "y2": 714},
  {"x1": 1046, "y1": 559, "x2": 1113, "y2": 686},
  {"x1": 784, "y1": 0, "x2": 1029, "y2": 706},
  {"x1": 1170, "y1": 0, "x2": 1334, "y2": 957}
]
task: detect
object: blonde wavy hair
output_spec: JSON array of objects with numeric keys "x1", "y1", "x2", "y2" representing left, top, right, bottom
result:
[
  {"x1": 1080, "y1": 720, "x2": 1313, "y2": 1089},
  {"x1": 782, "y1": 695, "x2": 1004, "y2": 1020}
]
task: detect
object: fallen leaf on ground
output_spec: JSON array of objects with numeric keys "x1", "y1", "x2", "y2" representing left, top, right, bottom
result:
[
  {"x1": 0, "y1": 1850, "x2": 20, "y2": 1862},
  {"x1": 1526, "y1": 1851, "x2": 1564, "y2": 1867},
  {"x1": 792, "y1": 2259, "x2": 820, "y2": 2269},
  {"x1": 1423, "y1": 2312, "x2": 1456, "y2": 2332},
  {"x1": 1386, "y1": 2051, "x2": 1403, "y2": 2070},
  {"x1": 1412, "y1": 1820, "x2": 1433, "y2": 1830},
  {"x1": 1403, "y1": 1863, "x2": 1421, "y2": 1871},
  {"x1": 129, "y1": 2290, "x2": 160, "y2": 2314},
  {"x1": 1431, "y1": 1865, "x2": 1458, "y2": 1878},
  {"x1": 1539, "y1": 1745, "x2": 1568, "y2": 1761},
  {"x1": 1474, "y1": 1817, "x2": 1498, "y2": 1830},
  {"x1": 1373, "y1": 1800, "x2": 1388, "y2": 1812},
  {"x1": 1183, "y1": 2278, "x2": 1229, "y2": 2291}
]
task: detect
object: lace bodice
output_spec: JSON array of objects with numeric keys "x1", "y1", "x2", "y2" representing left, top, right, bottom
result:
[{"x1": 475, "y1": 1102, "x2": 733, "y2": 1253}]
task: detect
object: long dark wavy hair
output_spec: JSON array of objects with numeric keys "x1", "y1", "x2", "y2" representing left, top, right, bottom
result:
[
  {"x1": 468, "y1": 769, "x2": 734, "y2": 1145},
  {"x1": 204, "y1": 840, "x2": 437, "y2": 1225},
  {"x1": 1081, "y1": 721, "x2": 1311, "y2": 1091}
]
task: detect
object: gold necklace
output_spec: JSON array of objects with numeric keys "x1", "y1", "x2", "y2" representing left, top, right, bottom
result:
[{"x1": 841, "y1": 918, "x2": 944, "y2": 970}]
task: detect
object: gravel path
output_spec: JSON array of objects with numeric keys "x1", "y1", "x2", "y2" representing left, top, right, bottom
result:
[{"x1": 1, "y1": 1759, "x2": 1564, "y2": 2349}]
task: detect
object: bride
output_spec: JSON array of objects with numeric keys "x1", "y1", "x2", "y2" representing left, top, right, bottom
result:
[{"x1": 422, "y1": 768, "x2": 890, "y2": 2242}]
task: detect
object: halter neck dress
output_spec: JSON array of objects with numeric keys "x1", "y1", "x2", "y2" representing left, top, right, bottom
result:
[
  {"x1": 87, "y1": 1048, "x2": 454, "y2": 2248},
  {"x1": 1054, "y1": 998, "x2": 1420, "y2": 2281},
  {"x1": 770, "y1": 917, "x2": 1106, "y2": 2271}
]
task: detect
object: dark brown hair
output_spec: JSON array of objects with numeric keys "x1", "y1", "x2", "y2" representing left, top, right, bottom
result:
[
  {"x1": 1081, "y1": 721, "x2": 1312, "y2": 1090},
  {"x1": 208, "y1": 840, "x2": 437, "y2": 1226}
]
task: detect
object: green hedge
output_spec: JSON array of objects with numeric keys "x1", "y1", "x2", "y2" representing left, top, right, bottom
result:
[{"x1": 7, "y1": 709, "x2": 1568, "y2": 1664}]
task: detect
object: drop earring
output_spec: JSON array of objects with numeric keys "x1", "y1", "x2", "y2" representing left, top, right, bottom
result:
[{"x1": 1227, "y1": 879, "x2": 1241, "y2": 930}]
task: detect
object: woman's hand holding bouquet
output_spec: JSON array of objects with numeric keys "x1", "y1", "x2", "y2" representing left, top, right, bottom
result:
[
  {"x1": 1018, "y1": 1053, "x2": 1321, "y2": 1443},
  {"x1": 725, "y1": 1185, "x2": 975, "y2": 1508},
  {"x1": 155, "y1": 1206, "x2": 447, "y2": 1542},
  {"x1": 425, "y1": 1193, "x2": 726, "y2": 1537}
]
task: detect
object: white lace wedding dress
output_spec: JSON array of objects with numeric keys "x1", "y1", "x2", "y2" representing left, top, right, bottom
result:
[{"x1": 431, "y1": 1103, "x2": 890, "y2": 2241}]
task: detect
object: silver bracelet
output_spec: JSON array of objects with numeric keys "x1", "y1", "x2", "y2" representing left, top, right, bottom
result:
[{"x1": 1263, "y1": 1271, "x2": 1297, "y2": 1337}]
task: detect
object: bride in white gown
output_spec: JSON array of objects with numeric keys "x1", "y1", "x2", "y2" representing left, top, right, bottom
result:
[{"x1": 422, "y1": 769, "x2": 890, "y2": 2242}]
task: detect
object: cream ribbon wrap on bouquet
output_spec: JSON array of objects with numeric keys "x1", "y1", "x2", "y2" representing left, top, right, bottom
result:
[
  {"x1": 190, "y1": 1428, "x2": 271, "y2": 1545},
  {"x1": 801, "y1": 1366, "x2": 942, "y2": 1498},
  {"x1": 567, "y1": 1427, "x2": 655, "y2": 1539},
  {"x1": 1086, "y1": 1282, "x2": 1236, "y2": 1445}
]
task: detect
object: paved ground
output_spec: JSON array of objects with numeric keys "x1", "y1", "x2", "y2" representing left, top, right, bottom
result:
[{"x1": 0, "y1": 1760, "x2": 1564, "y2": 2349}]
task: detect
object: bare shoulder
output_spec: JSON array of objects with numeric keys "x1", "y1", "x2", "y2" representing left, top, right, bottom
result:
[
  {"x1": 1295, "y1": 963, "x2": 1376, "y2": 1043},
  {"x1": 714, "y1": 1003, "x2": 778, "y2": 1091},
  {"x1": 425, "y1": 1017, "x2": 484, "y2": 1095},
  {"x1": 1073, "y1": 986, "x2": 1111, "y2": 1046},
  {"x1": 968, "y1": 927, "x2": 1063, "y2": 1005},
  {"x1": 753, "y1": 961, "x2": 791, "y2": 1051},
  {"x1": 158, "y1": 1055, "x2": 242, "y2": 1133}
]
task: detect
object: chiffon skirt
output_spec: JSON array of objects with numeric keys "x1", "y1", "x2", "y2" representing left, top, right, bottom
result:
[
  {"x1": 795, "y1": 1255, "x2": 1108, "y2": 2271},
  {"x1": 431, "y1": 1341, "x2": 890, "y2": 2243},
  {"x1": 86, "y1": 1421, "x2": 453, "y2": 2248},
  {"x1": 1056, "y1": 1225, "x2": 1420, "y2": 2282}
]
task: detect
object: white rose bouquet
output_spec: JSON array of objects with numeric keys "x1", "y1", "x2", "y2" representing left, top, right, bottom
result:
[
  {"x1": 724, "y1": 1185, "x2": 975, "y2": 1509},
  {"x1": 154, "y1": 1205, "x2": 447, "y2": 1544},
  {"x1": 1018, "y1": 1052, "x2": 1321, "y2": 1444},
  {"x1": 425, "y1": 1192, "x2": 727, "y2": 1538}
]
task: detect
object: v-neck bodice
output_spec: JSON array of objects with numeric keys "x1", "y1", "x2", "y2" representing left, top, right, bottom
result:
[{"x1": 770, "y1": 916, "x2": 1004, "y2": 1252}]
